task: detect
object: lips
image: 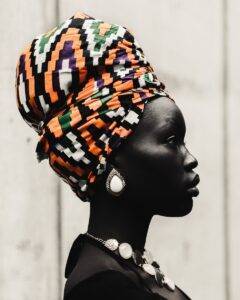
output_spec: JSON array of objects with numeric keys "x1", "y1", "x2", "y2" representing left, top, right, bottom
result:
[
  {"x1": 186, "y1": 174, "x2": 200, "y2": 196},
  {"x1": 188, "y1": 174, "x2": 200, "y2": 188}
]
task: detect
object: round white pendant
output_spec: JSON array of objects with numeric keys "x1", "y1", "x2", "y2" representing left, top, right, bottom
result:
[
  {"x1": 163, "y1": 275, "x2": 175, "y2": 291},
  {"x1": 142, "y1": 263, "x2": 156, "y2": 276},
  {"x1": 118, "y1": 243, "x2": 133, "y2": 259},
  {"x1": 105, "y1": 239, "x2": 119, "y2": 251}
]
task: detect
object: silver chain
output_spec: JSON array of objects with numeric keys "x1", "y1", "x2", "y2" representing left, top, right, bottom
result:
[{"x1": 86, "y1": 232, "x2": 107, "y2": 246}]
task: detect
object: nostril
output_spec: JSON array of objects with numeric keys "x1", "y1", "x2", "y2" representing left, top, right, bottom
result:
[
  {"x1": 191, "y1": 158, "x2": 198, "y2": 169},
  {"x1": 185, "y1": 155, "x2": 198, "y2": 171}
]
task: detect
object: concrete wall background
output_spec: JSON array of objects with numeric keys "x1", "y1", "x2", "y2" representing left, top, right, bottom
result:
[{"x1": 1, "y1": 1, "x2": 239, "y2": 299}]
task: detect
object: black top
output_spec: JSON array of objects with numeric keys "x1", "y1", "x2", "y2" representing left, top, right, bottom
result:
[{"x1": 63, "y1": 234, "x2": 191, "y2": 300}]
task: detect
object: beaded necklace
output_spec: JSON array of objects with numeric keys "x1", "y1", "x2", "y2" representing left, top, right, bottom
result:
[{"x1": 85, "y1": 232, "x2": 175, "y2": 292}]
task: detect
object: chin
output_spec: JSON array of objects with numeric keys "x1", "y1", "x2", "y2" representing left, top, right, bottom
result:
[
  {"x1": 156, "y1": 195, "x2": 193, "y2": 217},
  {"x1": 176, "y1": 195, "x2": 193, "y2": 216}
]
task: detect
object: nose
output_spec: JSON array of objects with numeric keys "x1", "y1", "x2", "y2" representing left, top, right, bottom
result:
[{"x1": 183, "y1": 146, "x2": 198, "y2": 171}]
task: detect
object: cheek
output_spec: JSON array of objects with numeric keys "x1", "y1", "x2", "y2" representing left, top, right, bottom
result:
[
  {"x1": 143, "y1": 145, "x2": 182, "y2": 179},
  {"x1": 126, "y1": 144, "x2": 184, "y2": 193},
  {"x1": 121, "y1": 143, "x2": 189, "y2": 215}
]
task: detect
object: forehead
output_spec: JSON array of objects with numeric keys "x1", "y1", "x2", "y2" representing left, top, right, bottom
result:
[{"x1": 138, "y1": 97, "x2": 186, "y2": 134}]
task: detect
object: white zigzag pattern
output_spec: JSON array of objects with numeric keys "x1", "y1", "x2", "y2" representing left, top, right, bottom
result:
[
  {"x1": 33, "y1": 19, "x2": 72, "y2": 73},
  {"x1": 82, "y1": 19, "x2": 126, "y2": 66}
]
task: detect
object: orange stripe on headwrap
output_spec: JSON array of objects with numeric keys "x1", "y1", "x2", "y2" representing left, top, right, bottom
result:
[{"x1": 15, "y1": 10, "x2": 173, "y2": 201}]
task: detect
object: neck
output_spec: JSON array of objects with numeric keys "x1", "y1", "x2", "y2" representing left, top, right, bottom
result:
[{"x1": 87, "y1": 192, "x2": 152, "y2": 252}]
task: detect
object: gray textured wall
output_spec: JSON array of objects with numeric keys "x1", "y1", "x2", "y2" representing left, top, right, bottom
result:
[{"x1": 1, "y1": 1, "x2": 239, "y2": 299}]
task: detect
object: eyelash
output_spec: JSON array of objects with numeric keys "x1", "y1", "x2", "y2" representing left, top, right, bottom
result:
[{"x1": 166, "y1": 135, "x2": 186, "y2": 147}]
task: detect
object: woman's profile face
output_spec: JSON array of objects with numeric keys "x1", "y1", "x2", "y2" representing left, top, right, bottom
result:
[{"x1": 113, "y1": 97, "x2": 200, "y2": 217}]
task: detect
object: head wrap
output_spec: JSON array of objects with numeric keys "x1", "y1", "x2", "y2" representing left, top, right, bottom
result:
[{"x1": 15, "y1": 11, "x2": 173, "y2": 201}]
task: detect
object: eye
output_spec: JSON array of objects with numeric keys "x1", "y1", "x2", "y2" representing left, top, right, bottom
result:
[
  {"x1": 166, "y1": 135, "x2": 179, "y2": 146},
  {"x1": 166, "y1": 135, "x2": 186, "y2": 148}
]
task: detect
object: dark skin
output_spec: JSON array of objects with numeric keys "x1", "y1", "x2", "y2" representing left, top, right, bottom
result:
[{"x1": 65, "y1": 97, "x2": 200, "y2": 299}]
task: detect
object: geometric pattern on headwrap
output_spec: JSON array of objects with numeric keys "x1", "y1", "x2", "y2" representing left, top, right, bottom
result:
[{"x1": 15, "y1": 11, "x2": 174, "y2": 201}]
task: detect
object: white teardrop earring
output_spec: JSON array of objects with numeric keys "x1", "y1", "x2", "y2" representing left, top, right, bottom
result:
[{"x1": 106, "y1": 167, "x2": 126, "y2": 196}]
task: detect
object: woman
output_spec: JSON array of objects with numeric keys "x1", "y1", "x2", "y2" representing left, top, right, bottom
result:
[{"x1": 15, "y1": 10, "x2": 199, "y2": 300}]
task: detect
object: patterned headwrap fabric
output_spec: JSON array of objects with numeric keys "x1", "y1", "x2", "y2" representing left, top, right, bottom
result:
[{"x1": 15, "y1": 11, "x2": 174, "y2": 201}]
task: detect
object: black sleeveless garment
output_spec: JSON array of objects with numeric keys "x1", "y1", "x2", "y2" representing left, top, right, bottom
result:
[{"x1": 63, "y1": 234, "x2": 192, "y2": 300}]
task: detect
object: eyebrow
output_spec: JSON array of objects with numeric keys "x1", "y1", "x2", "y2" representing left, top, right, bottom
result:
[{"x1": 159, "y1": 118, "x2": 186, "y2": 137}]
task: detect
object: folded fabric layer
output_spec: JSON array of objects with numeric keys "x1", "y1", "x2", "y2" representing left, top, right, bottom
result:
[{"x1": 15, "y1": 11, "x2": 173, "y2": 201}]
